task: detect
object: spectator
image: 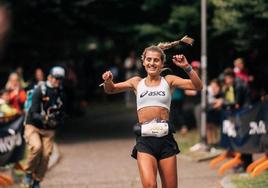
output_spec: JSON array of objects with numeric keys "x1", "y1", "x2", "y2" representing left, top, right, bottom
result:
[
  {"x1": 221, "y1": 68, "x2": 251, "y2": 110},
  {"x1": 21, "y1": 66, "x2": 66, "y2": 188},
  {"x1": 221, "y1": 67, "x2": 252, "y2": 172},
  {"x1": 15, "y1": 66, "x2": 28, "y2": 89},
  {"x1": 25, "y1": 68, "x2": 45, "y2": 91},
  {"x1": 0, "y1": 88, "x2": 18, "y2": 117},
  {"x1": 206, "y1": 78, "x2": 223, "y2": 147},
  {"x1": 5, "y1": 72, "x2": 27, "y2": 113},
  {"x1": 233, "y1": 57, "x2": 253, "y2": 84},
  {"x1": 190, "y1": 78, "x2": 223, "y2": 152}
]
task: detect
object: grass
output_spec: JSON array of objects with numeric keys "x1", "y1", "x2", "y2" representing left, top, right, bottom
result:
[
  {"x1": 174, "y1": 129, "x2": 225, "y2": 162},
  {"x1": 231, "y1": 172, "x2": 268, "y2": 188},
  {"x1": 174, "y1": 129, "x2": 200, "y2": 154}
]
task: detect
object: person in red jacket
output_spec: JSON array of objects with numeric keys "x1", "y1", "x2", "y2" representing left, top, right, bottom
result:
[{"x1": 5, "y1": 72, "x2": 26, "y2": 113}]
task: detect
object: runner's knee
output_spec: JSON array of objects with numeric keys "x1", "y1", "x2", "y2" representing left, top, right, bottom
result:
[{"x1": 142, "y1": 181, "x2": 157, "y2": 188}]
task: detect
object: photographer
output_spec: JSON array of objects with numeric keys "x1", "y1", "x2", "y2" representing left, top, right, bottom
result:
[{"x1": 21, "y1": 66, "x2": 65, "y2": 188}]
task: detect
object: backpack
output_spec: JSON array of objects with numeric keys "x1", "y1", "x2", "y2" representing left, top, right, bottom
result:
[{"x1": 24, "y1": 81, "x2": 47, "y2": 113}]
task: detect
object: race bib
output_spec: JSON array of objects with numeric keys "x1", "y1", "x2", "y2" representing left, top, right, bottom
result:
[{"x1": 141, "y1": 120, "x2": 169, "y2": 137}]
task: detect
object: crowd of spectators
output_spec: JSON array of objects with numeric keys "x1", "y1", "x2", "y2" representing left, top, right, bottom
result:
[{"x1": 184, "y1": 57, "x2": 268, "y2": 172}]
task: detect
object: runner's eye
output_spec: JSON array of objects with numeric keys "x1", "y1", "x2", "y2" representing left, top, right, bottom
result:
[
  {"x1": 153, "y1": 58, "x2": 160, "y2": 63},
  {"x1": 146, "y1": 57, "x2": 152, "y2": 62}
]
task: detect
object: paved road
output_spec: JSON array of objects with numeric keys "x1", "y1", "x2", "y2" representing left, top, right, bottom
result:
[{"x1": 13, "y1": 102, "x2": 224, "y2": 188}]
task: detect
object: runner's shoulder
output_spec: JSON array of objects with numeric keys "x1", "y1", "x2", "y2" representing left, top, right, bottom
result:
[
  {"x1": 127, "y1": 76, "x2": 142, "y2": 87},
  {"x1": 129, "y1": 76, "x2": 142, "y2": 83},
  {"x1": 164, "y1": 74, "x2": 183, "y2": 83}
]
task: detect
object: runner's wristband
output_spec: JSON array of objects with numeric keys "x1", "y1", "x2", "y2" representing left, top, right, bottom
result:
[{"x1": 184, "y1": 65, "x2": 192, "y2": 73}]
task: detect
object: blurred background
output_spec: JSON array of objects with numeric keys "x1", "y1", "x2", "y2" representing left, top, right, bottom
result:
[
  {"x1": 0, "y1": 0, "x2": 267, "y2": 106},
  {"x1": 0, "y1": 0, "x2": 268, "y2": 187}
]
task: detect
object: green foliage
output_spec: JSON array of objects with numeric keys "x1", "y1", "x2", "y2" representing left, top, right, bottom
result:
[
  {"x1": 141, "y1": 0, "x2": 167, "y2": 11},
  {"x1": 231, "y1": 172, "x2": 268, "y2": 188},
  {"x1": 169, "y1": 6, "x2": 199, "y2": 30},
  {"x1": 133, "y1": 24, "x2": 164, "y2": 43},
  {"x1": 3, "y1": 0, "x2": 199, "y2": 66},
  {"x1": 210, "y1": 0, "x2": 268, "y2": 50},
  {"x1": 1, "y1": 0, "x2": 268, "y2": 85}
]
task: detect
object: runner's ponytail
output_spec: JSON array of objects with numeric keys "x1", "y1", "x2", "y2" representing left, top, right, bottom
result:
[{"x1": 157, "y1": 35, "x2": 194, "y2": 50}]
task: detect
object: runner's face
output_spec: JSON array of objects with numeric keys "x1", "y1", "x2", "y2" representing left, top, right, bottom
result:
[{"x1": 143, "y1": 50, "x2": 163, "y2": 76}]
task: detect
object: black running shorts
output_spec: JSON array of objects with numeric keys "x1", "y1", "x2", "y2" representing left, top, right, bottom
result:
[{"x1": 131, "y1": 134, "x2": 180, "y2": 161}]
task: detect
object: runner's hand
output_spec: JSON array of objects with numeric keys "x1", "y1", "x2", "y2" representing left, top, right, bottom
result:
[
  {"x1": 172, "y1": 54, "x2": 190, "y2": 69},
  {"x1": 102, "y1": 71, "x2": 113, "y2": 82}
]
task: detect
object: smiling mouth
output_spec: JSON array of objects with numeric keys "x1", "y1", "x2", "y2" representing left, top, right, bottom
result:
[
  {"x1": 147, "y1": 65, "x2": 157, "y2": 69},
  {"x1": 148, "y1": 68, "x2": 157, "y2": 72}
]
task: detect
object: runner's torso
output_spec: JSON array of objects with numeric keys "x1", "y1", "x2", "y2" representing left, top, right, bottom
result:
[{"x1": 135, "y1": 77, "x2": 171, "y2": 123}]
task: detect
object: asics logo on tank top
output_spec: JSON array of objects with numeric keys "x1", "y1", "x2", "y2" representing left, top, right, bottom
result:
[
  {"x1": 136, "y1": 77, "x2": 171, "y2": 111},
  {"x1": 140, "y1": 91, "x2": 166, "y2": 98}
]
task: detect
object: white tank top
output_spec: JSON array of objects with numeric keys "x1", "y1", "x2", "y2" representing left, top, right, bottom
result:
[{"x1": 136, "y1": 77, "x2": 171, "y2": 111}]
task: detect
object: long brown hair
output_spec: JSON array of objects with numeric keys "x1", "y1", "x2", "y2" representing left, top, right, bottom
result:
[
  {"x1": 141, "y1": 35, "x2": 194, "y2": 73},
  {"x1": 141, "y1": 35, "x2": 194, "y2": 62}
]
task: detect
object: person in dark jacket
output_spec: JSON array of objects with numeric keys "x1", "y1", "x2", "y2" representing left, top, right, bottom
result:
[
  {"x1": 21, "y1": 66, "x2": 65, "y2": 188},
  {"x1": 221, "y1": 68, "x2": 253, "y2": 172}
]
